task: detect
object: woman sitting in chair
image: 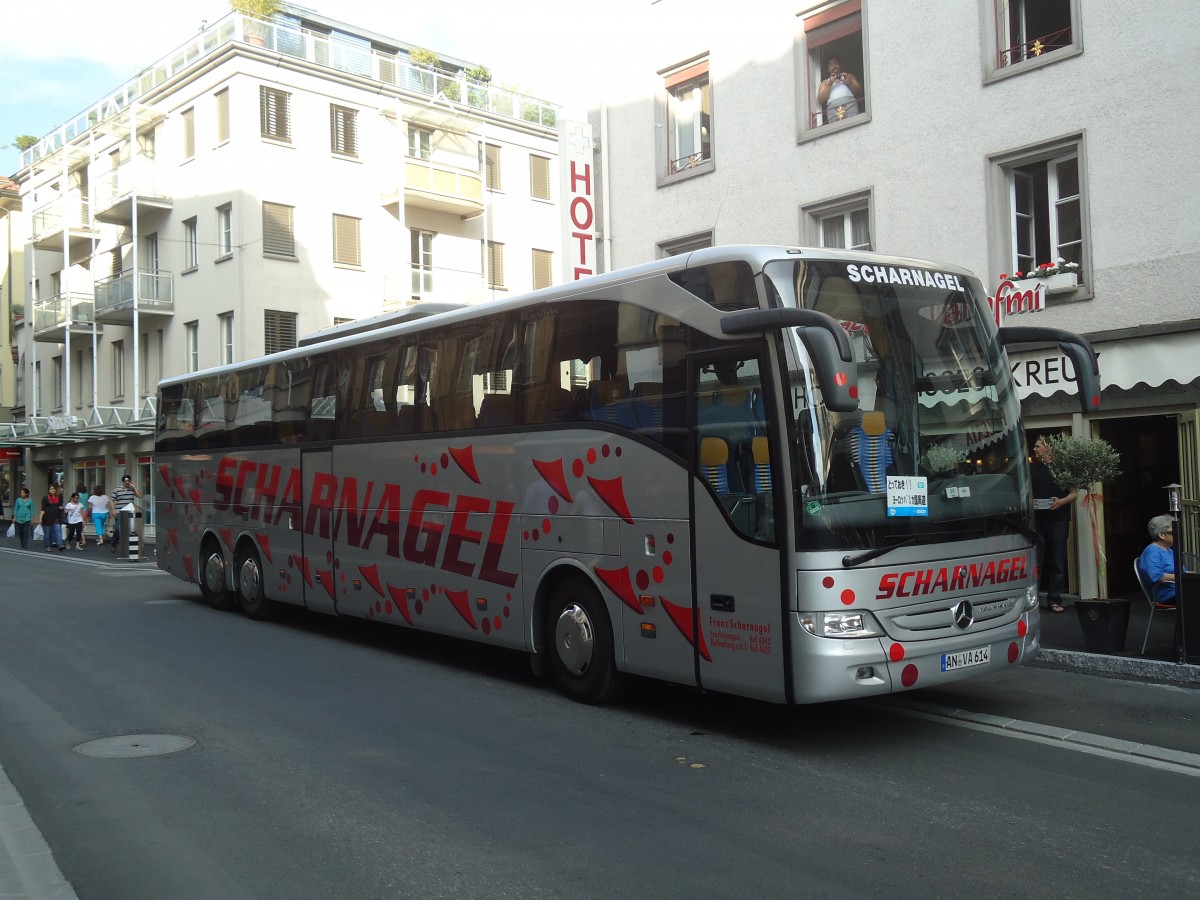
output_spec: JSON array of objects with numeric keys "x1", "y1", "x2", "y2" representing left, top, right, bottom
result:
[{"x1": 1138, "y1": 514, "x2": 1178, "y2": 609}]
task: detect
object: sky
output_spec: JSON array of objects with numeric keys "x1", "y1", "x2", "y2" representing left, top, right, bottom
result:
[{"x1": 0, "y1": 0, "x2": 647, "y2": 176}]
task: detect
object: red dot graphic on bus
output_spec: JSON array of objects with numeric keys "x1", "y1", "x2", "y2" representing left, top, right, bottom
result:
[
  {"x1": 840, "y1": 589, "x2": 855, "y2": 606},
  {"x1": 901, "y1": 664, "x2": 919, "y2": 687},
  {"x1": 523, "y1": 530, "x2": 529, "y2": 540},
  {"x1": 422, "y1": 588, "x2": 430, "y2": 601},
  {"x1": 572, "y1": 459, "x2": 585, "y2": 478},
  {"x1": 385, "y1": 600, "x2": 393, "y2": 615},
  {"x1": 1017, "y1": 620, "x2": 1028, "y2": 637},
  {"x1": 1008, "y1": 642, "x2": 1020, "y2": 664},
  {"x1": 548, "y1": 496, "x2": 559, "y2": 514},
  {"x1": 503, "y1": 606, "x2": 510, "y2": 618},
  {"x1": 374, "y1": 601, "x2": 382, "y2": 614},
  {"x1": 421, "y1": 463, "x2": 427, "y2": 473},
  {"x1": 542, "y1": 518, "x2": 551, "y2": 534},
  {"x1": 532, "y1": 530, "x2": 540, "y2": 541},
  {"x1": 889, "y1": 644, "x2": 905, "y2": 662},
  {"x1": 667, "y1": 533, "x2": 674, "y2": 543},
  {"x1": 602, "y1": 445, "x2": 610, "y2": 458},
  {"x1": 663, "y1": 551, "x2": 673, "y2": 566},
  {"x1": 636, "y1": 570, "x2": 649, "y2": 590},
  {"x1": 823, "y1": 576, "x2": 835, "y2": 589},
  {"x1": 441, "y1": 453, "x2": 449, "y2": 470},
  {"x1": 413, "y1": 455, "x2": 419, "y2": 464},
  {"x1": 493, "y1": 616, "x2": 502, "y2": 631},
  {"x1": 652, "y1": 567, "x2": 664, "y2": 584},
  {"x1": 415, "y1": 600, "x2": 424, "y2": 615},
  {"x1": 587, "y1": 448, "x2": 597, "y2": 464},
  {"x1": 430, "y1": 464, "x2": 438, "y2": 475},
  {"x1": 482, "y1": 619, "x2": 491, "y2": 635},
  {"x1": 326, "y1": 551, "x2": 334, "y2": 564}
]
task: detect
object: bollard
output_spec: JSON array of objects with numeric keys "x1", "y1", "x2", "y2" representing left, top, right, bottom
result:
[{"x1": 128, "y1": 528, "x2": 140, "y2": 560}]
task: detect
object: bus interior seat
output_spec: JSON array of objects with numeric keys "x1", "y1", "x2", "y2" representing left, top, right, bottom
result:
[
  {"x1": 586, "y1": 379, "x2": 638, "y2": 429},
  {"x1": 522, "y1": 384, "x2": 574, "y2": 424},
  {"x1": 479, "y1": 393, "x2": 516, "y2": 428},
  {"x1": 700, "y1": 435, "x2": 754, "y2": 533},
  {"x1": 632, "y1": 382, "x2": 664, "y2": 437}
]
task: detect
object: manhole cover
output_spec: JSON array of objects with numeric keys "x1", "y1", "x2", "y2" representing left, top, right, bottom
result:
[{"x1": 74, "y1": 734, "x2": 196, "y2": 758}]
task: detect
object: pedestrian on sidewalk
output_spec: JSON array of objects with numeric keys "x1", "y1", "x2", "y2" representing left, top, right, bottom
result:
[
  {"x1": 89, "y1": 484, "x2": 112, "y2": 546},
  {"x1": 109, "y1": 474, "x2": 140, "y2": 556},
  {"x1": 65, "y1": 492, "x2": 86, "y2": 550},
  {"x1": 76, "y1": 482, "x2": 91, "y2": 546},
  {"x1": 39, "y1": 484, "x2": 66, "y2": 552},
  {"x1": 1031, "y1": 436, "x2": 1077, "y2": 614},
  {"x1": 13, "y1": 487, "x2": 34, "y2": 549}
]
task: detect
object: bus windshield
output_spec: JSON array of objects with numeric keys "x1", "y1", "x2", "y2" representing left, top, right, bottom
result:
[{"x1": 764, "y1": 258, "x2": 1030, "y2": 552}]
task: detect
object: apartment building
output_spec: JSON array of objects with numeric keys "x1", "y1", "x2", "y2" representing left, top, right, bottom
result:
[
  {"x1": 591, "y1": 0, "x2": 1200, "y2": 598},
  {"x1": 3, "y1": 5, "x2": 568, "y2": 532}
]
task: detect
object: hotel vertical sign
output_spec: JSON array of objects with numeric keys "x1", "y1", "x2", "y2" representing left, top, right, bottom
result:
[{"x1": 559, "y1": 120, "x2": 596, "y2": 282}]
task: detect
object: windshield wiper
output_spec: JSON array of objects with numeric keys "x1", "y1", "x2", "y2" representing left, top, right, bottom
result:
[{"x1": 842, "y1": 537, "x2": 920, "y2": 568}]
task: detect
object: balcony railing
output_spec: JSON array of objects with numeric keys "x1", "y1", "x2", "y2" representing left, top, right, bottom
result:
[
  {"x1": 94, "y1": 166, "x2": 171, "y2": 220},
  {"x1": 809, "y1": 97, "x2": 867, "y2": 129},
  {"x1": 31, "y1": 196, "x2": 92, "y2": 242},
  {"x1": 999, "y1": 26, "x2": 1073, "y2": 68},
  {"x1": 34, "y1": 292, "x2": 96, "y2": 332},
  {"x1": 94, "y1": 269, "x2": 175, "y2": 316},
  {"x1": 21, "y1": 11, "x2": 558, "y2": 169},
  {"x1": 396, "y1": 159, "x2": 484, "y2": 215}
]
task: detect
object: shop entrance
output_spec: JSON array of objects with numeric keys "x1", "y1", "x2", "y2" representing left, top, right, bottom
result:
[{"x1": 1098, "y1": 415, "x2": 1180, "y2": 595}]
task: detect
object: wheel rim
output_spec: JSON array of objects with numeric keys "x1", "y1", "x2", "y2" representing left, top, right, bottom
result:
[
  {"x1": 554, "y1": 602, "x2": 595, "y2": 676},
  {"x1": 238, "y1": 555, "x2": 261, "y2": 602},
  {"x1": 203, "y1": 552, "x2": 225, "y2": 594}
]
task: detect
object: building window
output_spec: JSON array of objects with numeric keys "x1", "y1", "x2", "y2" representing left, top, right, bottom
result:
[
  {"x1": 658, "y1": 56, "x2": 713, "y2": 182},
  {"x1": 260, "y1": 86, "x2": 291, "y2": 142},
  {"x1": 52, "y1": 356, "x2": 63, "y2": 410},
  {"x1": 411, "y1": 229, "x2": 433, "y2": 301},
  {"x1": 485, "y1": 241, "x2": 505, "y2": 290},
  {"x1": 532, "y1": 249, "x2": 553, "y2": 290},
  {"x1": 182, "y1": 107, "x2": 195, "y2": 160},
  {"x1": 217, "y1": 204, "x2": 233, "y2": 256},
  {"x1": 184, "y1": 217, "x2": 199, "y2": 270},
  {"x1": 264, "y1": 310, "x2": 298, "y2": 354},
  {"x1": 408, "y1": 127, "x2": 432, "y2": 160},
  {"x1": 804, "y1": 192, "x2": 873, "y2": 251},
  {"x1": 219, "y1": 312, "x2": 234, "y2": 366},
  {"x1": 991, "y1": 0, "x2": 1079, "y2": 74},
  {"x1": 658, "y1": 231, "x2": 713, "y2": 258},
  {"x1": 113, "y1": 341, "x2": 125, "y2": 399},
  {"x1": 185, "y1": 322, "x2": 199, "y2": 373},
  {"x1": 530, "y1": 155, "x2": 551, "y2": 201},
  {"x1": 991, "y1": 138, "x2": 1087, "y2": 292},
  {"x1": 799, "y1": 2, "x2": 868, "y2": 134},
  {"x1": 75, "y1": 348, "x2": 86, "y2": 406},
  {"x1": 330, "y1": 104, "x2": 358, "y2": 157},
  {"x1": 262, "y1": 201, "x2": 295, "y2": 257},
  {"x1": 215, "y1": 88, "x2": 230, "y2": 144},
  {"x1": 332, "y1": 214, "x2": 361, "y2": 266},
  {"x1": 484, "y1": 143, "x2": 502, "y2": 191}
]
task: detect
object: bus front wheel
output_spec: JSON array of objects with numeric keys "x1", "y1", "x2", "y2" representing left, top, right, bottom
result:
[
  {"x1": 199, "y1": 540, "x2": 235, "y2": 611},
  {"x1": 545, "y1": 579, "x2": 628, "y2": 704},
  {"x1": 236, "y1": 546, "x2": 276, "y2": 621}
]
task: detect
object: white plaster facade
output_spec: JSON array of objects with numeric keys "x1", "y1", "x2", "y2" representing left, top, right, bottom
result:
[{"x1": 592, "y1": 0, "x2": 1200, "y2": 600}]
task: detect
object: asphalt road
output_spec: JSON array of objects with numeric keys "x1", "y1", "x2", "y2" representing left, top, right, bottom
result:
[{"x1": 1, "y1": 548, "x2": 1198, "y2": 899}]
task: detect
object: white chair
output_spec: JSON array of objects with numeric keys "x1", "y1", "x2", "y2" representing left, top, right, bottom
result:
[{"x1": 1133, "y1": 559, "x2": 1171, "y2": 656}]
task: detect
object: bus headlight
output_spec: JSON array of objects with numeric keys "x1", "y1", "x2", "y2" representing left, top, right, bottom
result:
[
  {"x1": 1024, "y1": 584, "x2": 1039, "y2": 611},
  {"x1": 800, "y1": 611, "x2": 885, "y2": 639}
]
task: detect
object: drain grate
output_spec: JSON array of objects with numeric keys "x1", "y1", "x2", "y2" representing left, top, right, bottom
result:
[{"x1": 74, "y1": 734, "x2": 196, "y2": 758}]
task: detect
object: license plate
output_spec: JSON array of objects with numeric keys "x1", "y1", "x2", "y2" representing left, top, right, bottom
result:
[{"x1": 941, "y1": 646, "x2": 990, "y2": 671}]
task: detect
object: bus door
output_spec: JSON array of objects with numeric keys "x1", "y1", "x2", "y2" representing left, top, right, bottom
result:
[
  {"x1": 690, "y1": 348, "x2": 788, "y2": 703},
  {"x1": 300, "y1": 449, "x2": 338, "y2": 615}
]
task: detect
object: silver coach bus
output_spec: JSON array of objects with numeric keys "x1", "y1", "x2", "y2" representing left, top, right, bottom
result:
[{"x1": 155, "y1": 245, "x2": 1100, "y2": 704}]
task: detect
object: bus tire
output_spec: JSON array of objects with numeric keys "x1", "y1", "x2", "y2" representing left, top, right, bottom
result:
[
  {"x1": 199, "y1": 538, "x2": 235, "y2": 611},
  {"x1": 235, "y1": 545, "x2": 276, "y2": 621},
  {"x1": 545, "y1": 578, "x2": 628, "y2": 705}
]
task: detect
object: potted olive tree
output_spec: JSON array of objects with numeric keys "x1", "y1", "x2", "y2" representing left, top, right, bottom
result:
[
  {"x1": 1044, "y1": 434, "x2": 1125, "y2": 652},
  {"x1": 230, "y1": 0, "x2": 280, "y2": 47}
]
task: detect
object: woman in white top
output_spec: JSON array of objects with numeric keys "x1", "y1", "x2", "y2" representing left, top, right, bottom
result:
[
  {"x1": 65, "y1": 492, "x2": 86, "y2": 550},
  {"x1": 88, "y1": 486, "x2": 113, "y2": 546},
  {"x1": 817, "y1": 55, "x2": 863, "y2": 124}
]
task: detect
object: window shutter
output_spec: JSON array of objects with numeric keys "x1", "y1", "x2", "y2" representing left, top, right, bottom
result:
[
  {"x1": 332, "y1": 214, "x2": 361, "y2": 266},
  {"x1": 330, "y1": 105, "x2": 358, "y2": 157},
  {"x1": 484, "y1": 143, "x2": 501, "y2": 190},
  {"x1": 487, "y1": 241, "x2": 505, "y2": 288},
  {"x1": 262, "y1": 202, "x2": 295, "y2": 256},
  {"x1": 529, "y1": 155, "x2": 551, "y2": 200},
  {"x1": 532, "y1": 249, "x2": 552, "y2": 289},
  {"x1": 264, "y1": 310, "x2": 298, "y2": 354},
  {"x1": 260, "y1": 86, "x2": 291, "y2": 141},
  {"x1": 182, "y1": 108, "x2": 195, "y2": 159},
  {"x1": 216, "y1": 88, "x2": 230, "y2": 143}
]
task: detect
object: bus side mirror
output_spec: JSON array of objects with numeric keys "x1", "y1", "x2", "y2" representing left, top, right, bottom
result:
[
  {"x1": 997, "y1": 325, "x2": 1102, "y2": 413},
  {"x1": 721, "y1": 308, "x2": 860, "y2": 413}
]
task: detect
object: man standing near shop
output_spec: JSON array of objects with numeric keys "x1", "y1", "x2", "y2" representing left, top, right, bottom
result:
[
  {"x1": 109, "y1": 473, "x2": 141, "y2": 557},
  {"x1": 1031, "y1": 436, "x2": 1078, "y2": 614}
]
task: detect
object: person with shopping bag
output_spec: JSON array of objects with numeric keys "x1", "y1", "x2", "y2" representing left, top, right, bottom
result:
[
  {"x1": 13, "y1": 488, "x2": 34, "y2": 549},
  {"x1": 39, "y1": 484, "x2": 66, "y2": 552}
]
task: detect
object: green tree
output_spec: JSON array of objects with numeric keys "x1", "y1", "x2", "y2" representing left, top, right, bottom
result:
[{"x1": 13, "y1": 135, "x2": 38, "y2": 150}]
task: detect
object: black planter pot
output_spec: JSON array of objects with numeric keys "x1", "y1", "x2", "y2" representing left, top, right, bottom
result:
[{"x1": 1074, "y1": 598, "x2": 1131, "y2": 653}]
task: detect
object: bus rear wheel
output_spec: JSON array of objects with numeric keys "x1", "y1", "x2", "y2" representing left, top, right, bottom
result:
[
  {"x1": 199, "y1": 540, "x2": 235, "y2": 611},
  {"x1": 545, "y1": 579, "x2": 628, "y2": 705},
  {"x1": 236, "y1": 545, "x2": 276, "y2": 621}
]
